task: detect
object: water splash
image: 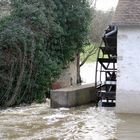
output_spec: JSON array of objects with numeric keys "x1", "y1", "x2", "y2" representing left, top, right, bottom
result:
[{"x1": 0, "y1": 100, "x2": 118, "y2": 140}]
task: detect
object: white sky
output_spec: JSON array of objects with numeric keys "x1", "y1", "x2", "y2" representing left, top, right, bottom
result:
[{"x1": 95, "y1": 0, "x2": 119, "y2": 11}]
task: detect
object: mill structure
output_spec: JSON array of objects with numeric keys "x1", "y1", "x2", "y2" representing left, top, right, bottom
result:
[{"x1": 113, "y1": 0, "x2": 140, "y2": 114}]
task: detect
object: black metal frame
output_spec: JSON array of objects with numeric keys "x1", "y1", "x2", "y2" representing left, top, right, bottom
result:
[{"x1": 95, "y1": 25, "x2": 118, "y2": 106}]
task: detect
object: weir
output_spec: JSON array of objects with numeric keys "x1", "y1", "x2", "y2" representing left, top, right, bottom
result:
[{"x1": 51, "y1": 84, "x2": 97, "y2": 108}]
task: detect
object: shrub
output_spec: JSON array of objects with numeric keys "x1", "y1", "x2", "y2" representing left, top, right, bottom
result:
[{"x1": 0, "y1": 0, "x2": 91, "y2": 107}]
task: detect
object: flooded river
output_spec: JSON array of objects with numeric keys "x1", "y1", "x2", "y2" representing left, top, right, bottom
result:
[{"x1": 0, "y1": 99, "x2": 140, "y2": 140}]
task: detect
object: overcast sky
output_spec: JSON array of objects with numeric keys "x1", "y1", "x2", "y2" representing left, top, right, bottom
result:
[{"x1": 95, "y1": 0, "x2": 119, "y2": 11}]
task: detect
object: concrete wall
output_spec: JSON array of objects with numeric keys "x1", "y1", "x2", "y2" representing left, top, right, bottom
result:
[
  {"x1": 51, "y1": 84, "x2": 97, "y2": 108},
  {"x1": 117, "y1": 26, "x2": 140, "y2": 114}
]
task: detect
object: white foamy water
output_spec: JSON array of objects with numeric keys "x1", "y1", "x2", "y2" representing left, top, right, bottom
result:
[
  {"x1": 1, "y1": 99, "x2": 140, "y2": 140},
  {"x1": 0, "y1": 100, "x2": 118, "y2": 140}
]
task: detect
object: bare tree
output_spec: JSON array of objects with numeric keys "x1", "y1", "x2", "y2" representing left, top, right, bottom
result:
[
  {"x1": 78, "y1": 8, "x2": 115, "y2": 84},
  {"x1": 80, "y1": 9, "x2": 115, "y2": 66},
  {"x1": 89, "y1": 9, "x2": 114, "y2": 43},
  {"x1": 80, "y1": 44, "x2": 98, "y2": 67}
]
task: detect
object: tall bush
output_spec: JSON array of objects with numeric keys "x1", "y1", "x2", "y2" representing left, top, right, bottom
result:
[{"x1": 0, "y1": 0, "x2": 91, "y2": 107}]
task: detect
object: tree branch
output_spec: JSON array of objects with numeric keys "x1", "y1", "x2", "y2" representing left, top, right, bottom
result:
[{"x1": 80, "y1": 45, "x2": 98, "y2": 67}]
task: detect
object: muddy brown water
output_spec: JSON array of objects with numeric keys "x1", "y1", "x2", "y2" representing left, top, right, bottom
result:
[{"x1": 0, "y1": 99, "x2": 140, "y2": 140}]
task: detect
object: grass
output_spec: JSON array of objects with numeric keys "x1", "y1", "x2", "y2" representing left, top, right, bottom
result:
[
  {"x1": 80, "y1": 44, "x2": 99, "y2": 63},
  {"x1": 80, "y1": 44, "x2": 109, "y2": 63}
]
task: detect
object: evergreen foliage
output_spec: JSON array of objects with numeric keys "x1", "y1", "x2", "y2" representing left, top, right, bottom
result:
[{"x1": 0, "y1": 0, "x2": 91, "y2": 107}]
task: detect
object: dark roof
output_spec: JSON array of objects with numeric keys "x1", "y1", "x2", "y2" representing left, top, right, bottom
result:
[{"x1": 112, "y1": 0, "x2": 140, "y2": 26}]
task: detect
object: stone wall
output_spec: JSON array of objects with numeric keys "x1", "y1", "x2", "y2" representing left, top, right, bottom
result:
[{"x1": 52, "y1": 59, "x2": 77, "y2": 89}]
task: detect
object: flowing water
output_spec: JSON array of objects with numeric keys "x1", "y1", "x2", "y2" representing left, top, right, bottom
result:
[{"x1": 0, "y1": 99, "x2": 140, "y2": 140}]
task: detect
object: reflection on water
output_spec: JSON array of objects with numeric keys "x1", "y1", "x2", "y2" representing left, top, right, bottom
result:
[
  {"x1": 0, "y1": 99, "x2": 140, "y2": 140},
  {"x1": 117, "y1": 114, "x2": 140, "y2": 140}
]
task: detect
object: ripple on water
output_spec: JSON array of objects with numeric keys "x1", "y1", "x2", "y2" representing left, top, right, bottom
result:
[{"x1": 0, "y1": 101, "x2": 118, "y2": 140}]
